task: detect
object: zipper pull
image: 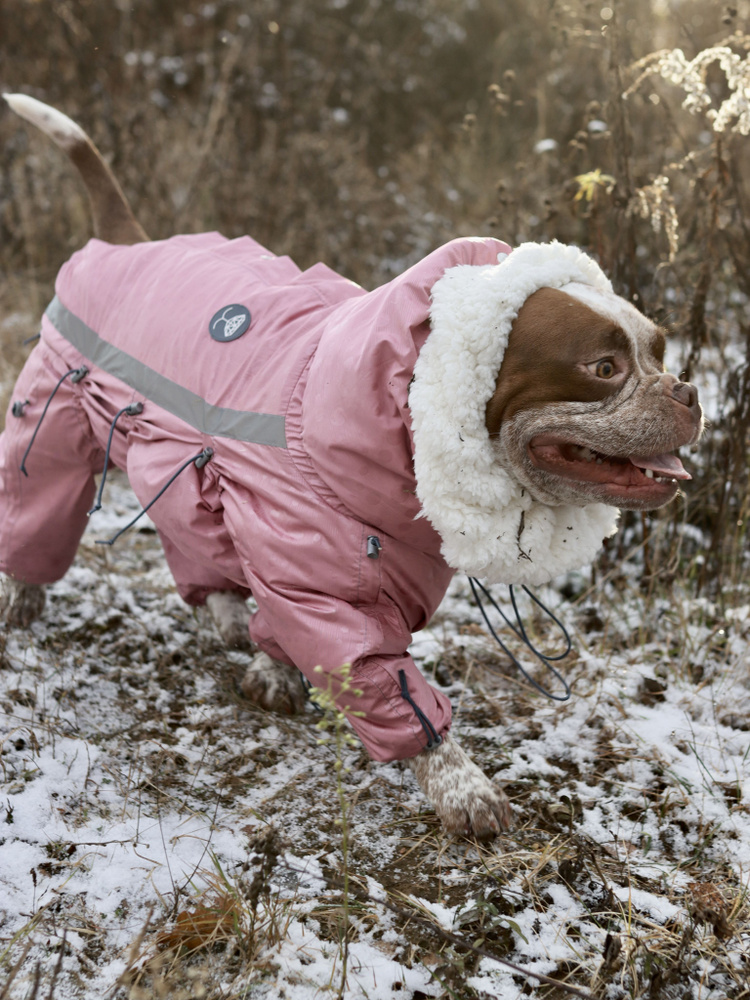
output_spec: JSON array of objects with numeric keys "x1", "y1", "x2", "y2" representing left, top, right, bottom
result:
[{"x1": 366, "y1": 535, "x2": 382, "y2": 560}]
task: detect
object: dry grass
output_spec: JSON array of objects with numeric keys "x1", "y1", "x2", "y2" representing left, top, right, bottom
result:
[{"x1": 3, "y1": 1, "x2": 750, "y2": 998}]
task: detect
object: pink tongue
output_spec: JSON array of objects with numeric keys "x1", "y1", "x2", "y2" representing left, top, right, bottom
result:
[{"x1": 629, "y1": 452, "x2": 691, "y2": 480}]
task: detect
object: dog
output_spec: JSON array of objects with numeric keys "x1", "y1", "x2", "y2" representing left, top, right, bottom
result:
[{"x1": 0, "y1": 94, "x2": 702, "y2": 839}]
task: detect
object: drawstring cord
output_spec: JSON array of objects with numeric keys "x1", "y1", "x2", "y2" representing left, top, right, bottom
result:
[
  {"x1": 468, "y1": 577, "x2": 572, "y2": 701},
  {"x1": 399, "y1": 668, "x2": 442, "y2": 748},
  {"x1": 300, "y1": 673, "x2": 324, "y2": 713},
  {"x1": 399, "y1": 579, "x2": 573, "y2": 752},
  {"x1": 88, "y1": 402, "x2": 144, "y2": 516},
  {"x1": 96, "y1": 447, "x2": 214, "y2": 547},
  {"x1": 303, "y1": 669, "x2": 444, "y2": 748},
  {"x1": 19, "y1": 366, "x2": 89, "y2": 476}
]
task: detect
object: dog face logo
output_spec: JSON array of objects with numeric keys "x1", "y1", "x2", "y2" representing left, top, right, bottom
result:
[{"x1": 209, "y1": 304, "x2": 251, "y2": 342}]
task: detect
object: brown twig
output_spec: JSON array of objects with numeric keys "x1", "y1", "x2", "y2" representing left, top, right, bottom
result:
[{"x1": 0, "y1": 939, "x2": 35, "y2": 1000}]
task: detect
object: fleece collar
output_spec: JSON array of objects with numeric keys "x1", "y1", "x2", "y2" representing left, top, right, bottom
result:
[{"x1": 409, "y1": 241, "x2": 620, "y2": 586}]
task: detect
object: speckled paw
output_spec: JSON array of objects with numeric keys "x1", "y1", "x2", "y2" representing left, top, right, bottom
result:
[
  {"x1": 239, "y1": 652, "x2": 307, "y2": 715},
  {"x1": 0, "y1": 579, "x2": 46, "y2": 628},
  {"x1": 408, "y1": 733, "x2": 512, "y2": 841}
]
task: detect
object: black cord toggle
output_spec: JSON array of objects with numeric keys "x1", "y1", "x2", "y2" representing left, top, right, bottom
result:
[
  {"x1": 468, "y1": 577, "x2": 573, "y2": 701},
  {"x1": 96, "y1": 447, "x2": 214, "y2": 547}
]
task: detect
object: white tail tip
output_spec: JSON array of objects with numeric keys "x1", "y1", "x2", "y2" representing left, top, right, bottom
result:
[{"x1": 3, "y1": 92, "x2": 87, "y2": 149}]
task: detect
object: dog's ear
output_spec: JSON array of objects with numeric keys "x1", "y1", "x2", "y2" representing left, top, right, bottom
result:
[
  {"x1": 4, "y1": 93, "x2": 148, "y2": 246},
  {"x1": 485, "y1": 287, "x2": 631, "y2": 436}
]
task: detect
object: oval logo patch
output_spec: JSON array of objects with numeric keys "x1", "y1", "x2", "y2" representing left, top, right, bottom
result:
[{"x1": 209, "y1": 304, "x2": 251, "y2": 342}]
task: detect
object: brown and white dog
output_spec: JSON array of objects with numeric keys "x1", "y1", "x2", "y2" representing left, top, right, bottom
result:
[{"x1": 0, "y1": 94, "x2": 702, "y2": 839}]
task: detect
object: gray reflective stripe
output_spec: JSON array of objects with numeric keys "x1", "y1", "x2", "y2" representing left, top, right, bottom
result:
[{"x1": 45, "y1": 295, "x2": 287, "y2": 447}]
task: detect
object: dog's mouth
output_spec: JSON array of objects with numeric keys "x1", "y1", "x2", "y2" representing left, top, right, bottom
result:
[{"x1": 527, "y1": 435, "x2": 691, "y2": 502}]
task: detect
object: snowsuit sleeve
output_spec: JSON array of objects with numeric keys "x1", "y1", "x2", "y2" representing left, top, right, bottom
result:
[{"x1": 247, "y1": 584, "x2": 452, "y2": 763}]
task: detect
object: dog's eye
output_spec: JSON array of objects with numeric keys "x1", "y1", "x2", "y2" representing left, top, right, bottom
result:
[{"x1": 595, "y1": 359, "x2": 616, "y2": 379}]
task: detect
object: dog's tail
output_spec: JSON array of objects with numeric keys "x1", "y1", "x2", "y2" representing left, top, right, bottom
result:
[{"x1": 4, "y1": 93, "x2": 148, "y2": 245}]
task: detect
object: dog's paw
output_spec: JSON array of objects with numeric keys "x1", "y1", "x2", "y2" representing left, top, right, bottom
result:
[
  {"x1": 407, "y1": 733, "x2": 512, "y2": 841},
  {"x1": 0, "y1": 578, "x2": 46, "y2": 628},
  {"x1": 240, "y1": 652, "x2": 307, "y2": 715},
  {"x1": 206, "y1": 590, "x2": 253, "y2": 649}
]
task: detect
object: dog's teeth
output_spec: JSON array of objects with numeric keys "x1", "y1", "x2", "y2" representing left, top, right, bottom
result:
[
  {"x1": 596, "y1": 457, "x2": 603, "y2": 465},
  {"x1": 644, "y1": 469, "x2": 654, "y2": 479}
]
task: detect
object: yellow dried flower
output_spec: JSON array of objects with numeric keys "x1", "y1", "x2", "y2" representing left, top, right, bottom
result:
[{"x1": 573, "y1": 168, "x2": 616, "y2": 202}]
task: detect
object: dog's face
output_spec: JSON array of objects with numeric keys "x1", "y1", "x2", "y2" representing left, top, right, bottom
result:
[{"x1": 485, "y1": 285, "x2": 703, "y2": 511}]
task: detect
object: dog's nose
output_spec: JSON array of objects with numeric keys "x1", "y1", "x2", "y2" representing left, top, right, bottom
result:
[{"x1": 671, "y1": 379, "x2": 699, "y2": 411}]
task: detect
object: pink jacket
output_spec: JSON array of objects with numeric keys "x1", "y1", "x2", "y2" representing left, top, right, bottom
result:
[{"x1": 0, "y1": 232, "x2": 511, "y2": 761}]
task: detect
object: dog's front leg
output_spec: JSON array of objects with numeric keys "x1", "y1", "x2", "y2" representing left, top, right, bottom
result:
[
  {"x1": 408, "y1": 733, "x2": 512, "y2": 840},
  {"x1": 240, "y1": 652, "x2": 307, "y2": 716},
  {"x1": 205, "y1": 592, "x2": 306, "y2": 714},
  {"x1": 0, "y1": 578, "x2": 46, "y2": 627}
]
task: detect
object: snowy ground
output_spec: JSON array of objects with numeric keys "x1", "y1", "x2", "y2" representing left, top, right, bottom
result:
[{"x1": 1, "y1": 473, "x2": 749, "y2": 999}]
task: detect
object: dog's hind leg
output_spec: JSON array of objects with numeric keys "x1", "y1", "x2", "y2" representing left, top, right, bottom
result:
[
  {"x1": 153, "y1": 532, "x2": 256, "y2": 649},
  {"x1": 3, "y1": 93, "x2": 148, "y2": 245},
  {"x1": 206, "y1": 590, "x2": 254, "y2": 650},
  {"x1": 0, "y1": 579, "x2": 45, "y2": 627},
  {"x1": 0, "y1": 347, "x2": 102, "y2": 613}
]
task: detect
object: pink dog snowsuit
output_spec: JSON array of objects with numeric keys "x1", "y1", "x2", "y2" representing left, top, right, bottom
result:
[
  {"x1": 0, "y1": 233, "x2": 514, "y2": 760},
  {"x1": 0, "y1": 233, "x2": 619, "y2": 761}
]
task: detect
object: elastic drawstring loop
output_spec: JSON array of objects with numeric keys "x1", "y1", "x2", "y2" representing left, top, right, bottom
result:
[
  {"x1": 398, "y1": 668, "x2": 442, "y2": 749},
  {"x1": 468, "y1": 577, "x2": 573, "y2": 702},
  {"x1": 88, "y1": 402, "x2": 144, "y2": 516},
  {"x1": 19, "y1": 366, "x2": 89, "y2": 476},
  {"x1": 96, "y1": 447, "x2": 214, "y2": 547}
]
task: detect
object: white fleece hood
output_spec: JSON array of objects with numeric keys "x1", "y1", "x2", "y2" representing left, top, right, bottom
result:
[{"x1": 409, "y1": 241, "x2": 620, "y2": 586}]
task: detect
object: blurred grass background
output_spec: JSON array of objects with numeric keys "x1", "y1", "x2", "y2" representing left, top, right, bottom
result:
[{"x1": 1, "y1": 0, "x2": 749, "y2": 589}]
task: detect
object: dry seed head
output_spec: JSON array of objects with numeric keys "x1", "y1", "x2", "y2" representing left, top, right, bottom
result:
[
  {"x1": 628, "y1": 175, "x2": 679, "y2": 261},
  {"x1": 487, "y1": 86, "x2": 511, "y2": 114},
  {"x1": 626, "y1": 43, "x2": 750, "y2": 135}
]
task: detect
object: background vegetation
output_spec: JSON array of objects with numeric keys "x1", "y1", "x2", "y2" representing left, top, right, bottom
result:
[{"x1": 2, "y1": 1, "x2": 750, "y2": 998}]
